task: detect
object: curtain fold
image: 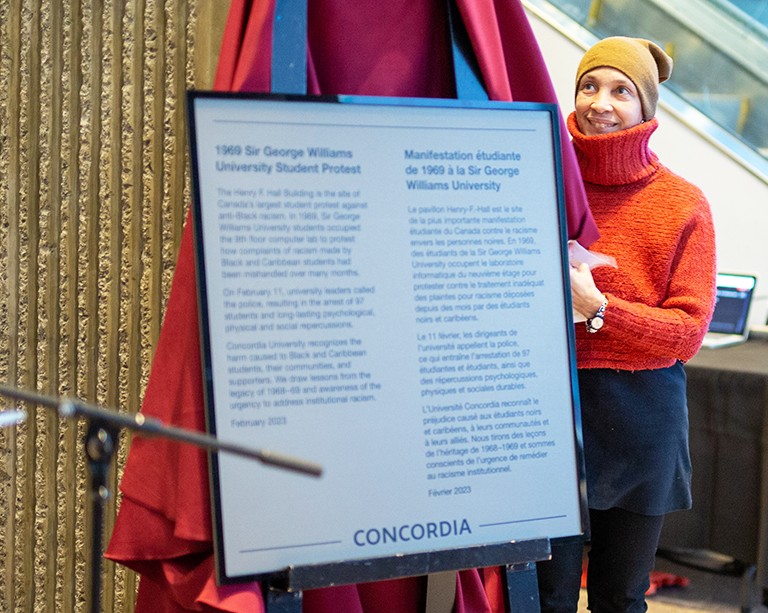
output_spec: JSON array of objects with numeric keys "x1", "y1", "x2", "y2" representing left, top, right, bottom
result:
[{"x1": 106, "y1": 2, "x2": 595, "y2": 610}]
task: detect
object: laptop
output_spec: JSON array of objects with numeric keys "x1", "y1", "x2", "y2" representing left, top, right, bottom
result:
[{"x1": 700, "y1": 273, "x2": 757, "y2": 349}]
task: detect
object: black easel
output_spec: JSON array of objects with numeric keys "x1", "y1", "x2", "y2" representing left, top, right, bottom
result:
[
  {"x1": 258, "y1": 1, "x2": 554, "y2": 611},
  {"x1": 263, "y1": 5, "x2": 310, "y2": 607},
  {"x1": 258, "y1": 539, "x2": 551, "y2": 613},
  {"x1": 0, "y1": 384, "x2": 322, "y2": 613}
]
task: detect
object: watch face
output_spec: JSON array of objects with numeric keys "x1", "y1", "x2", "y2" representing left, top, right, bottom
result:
[{"x1": 590, "y1": 317, "x2": 604, "y2": 330}]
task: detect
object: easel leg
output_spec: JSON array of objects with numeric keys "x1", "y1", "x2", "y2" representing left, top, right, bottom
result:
[
  {"x1": 504, "y1": 562, "x2": 541, "y2": 613},
  {"x1": 263, "y1": 584, "x2": 302, "y2": 613},
  {"x1": 426, "y1": 571, "x2": 457, "y2": 613}
]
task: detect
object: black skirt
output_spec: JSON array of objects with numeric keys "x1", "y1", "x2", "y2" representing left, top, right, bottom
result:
[{"x1": 578, "y1": 361, "x2": 692, "y2": 516}]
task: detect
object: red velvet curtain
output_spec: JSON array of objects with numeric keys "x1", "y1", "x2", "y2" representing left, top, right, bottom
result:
[{"x1": 105, "y1": 2, "x2": 596, "y2": 611}]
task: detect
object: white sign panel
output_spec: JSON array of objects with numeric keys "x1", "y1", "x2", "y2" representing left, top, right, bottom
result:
[{"x1": 188, "y1": 93, "x2": 584, "y2": 582}]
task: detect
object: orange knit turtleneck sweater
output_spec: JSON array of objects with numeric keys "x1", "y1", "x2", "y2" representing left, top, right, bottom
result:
[{"x1": 567, "y1": 112, "x2": 717, "y2": 370}]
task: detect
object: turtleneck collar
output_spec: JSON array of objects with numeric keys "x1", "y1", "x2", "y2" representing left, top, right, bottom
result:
[{"x1": 567, "y1": 112, "x2": 661, "y2": 186}]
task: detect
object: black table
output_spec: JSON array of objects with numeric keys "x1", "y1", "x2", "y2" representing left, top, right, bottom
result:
[{"x1": 660, "y1": 337, "x2": 768, "y2": 593}]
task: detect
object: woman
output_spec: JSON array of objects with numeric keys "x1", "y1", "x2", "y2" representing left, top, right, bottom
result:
[{"x1": 537, "y1": 37, "x2": 717, "y2": 612}]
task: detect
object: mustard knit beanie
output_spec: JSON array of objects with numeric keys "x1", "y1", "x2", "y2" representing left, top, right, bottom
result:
[{"x1": 575, "y1": 36, "x2": 673, "y2": 121}]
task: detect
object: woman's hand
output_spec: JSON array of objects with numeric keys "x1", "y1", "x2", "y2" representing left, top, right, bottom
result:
[{"x1": 570, "y1": 260, "x2": 607, "y2": 318}]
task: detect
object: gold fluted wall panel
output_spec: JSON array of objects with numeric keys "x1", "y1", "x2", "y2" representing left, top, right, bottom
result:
[{"x1": 0, "y1": 0, "x2": 228, "y2": 610}]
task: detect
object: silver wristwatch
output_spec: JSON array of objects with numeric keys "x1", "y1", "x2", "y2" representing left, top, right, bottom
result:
[{"x1": 586, "y1": 300, "x2": 608, "y2": 334}]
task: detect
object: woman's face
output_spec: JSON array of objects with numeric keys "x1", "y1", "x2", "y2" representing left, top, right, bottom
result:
[{"x1": 575, "y1": 67, "x2": 644, "y2": 136}]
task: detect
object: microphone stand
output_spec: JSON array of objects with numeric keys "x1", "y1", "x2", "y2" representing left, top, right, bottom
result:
[{"x1": 0, "y1": 383, "x2": 322, "y2": 613}]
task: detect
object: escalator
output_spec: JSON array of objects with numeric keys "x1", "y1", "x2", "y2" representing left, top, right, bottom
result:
[{"x1": 524, "y1": 0, "x2": 768, "y2": 181}]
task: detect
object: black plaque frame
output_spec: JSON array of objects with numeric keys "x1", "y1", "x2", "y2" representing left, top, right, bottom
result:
[{"x1": 187, "y1": 92, "x2": 588, "y2": 595}]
